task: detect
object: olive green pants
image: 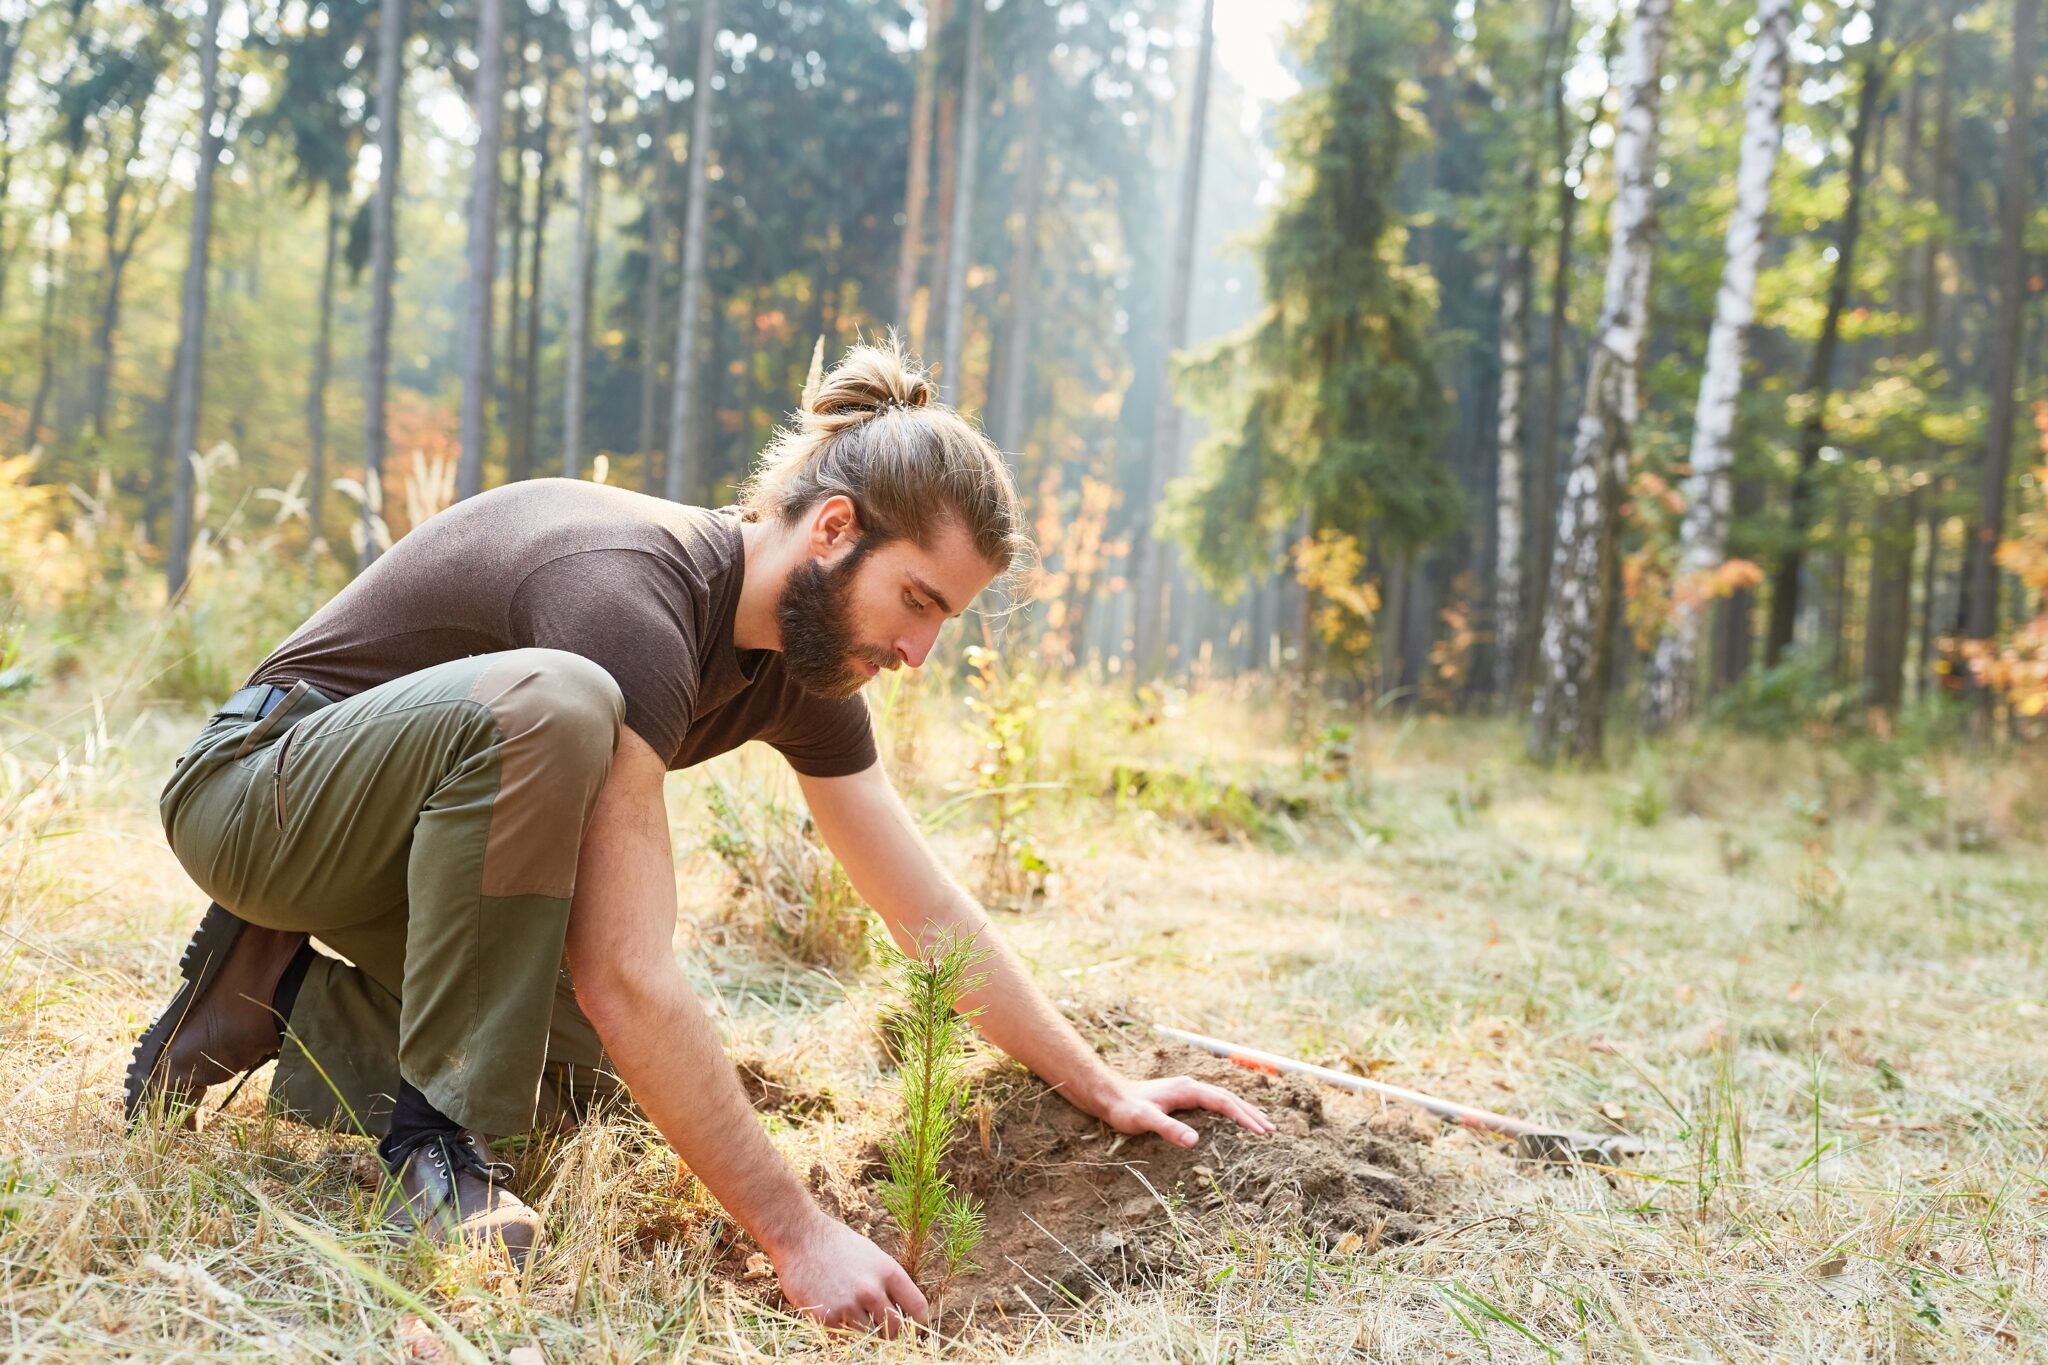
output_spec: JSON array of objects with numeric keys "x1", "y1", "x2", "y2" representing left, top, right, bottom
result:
[{"x1": 158, "y1": 649, "x2": 630, "y2": 1136}]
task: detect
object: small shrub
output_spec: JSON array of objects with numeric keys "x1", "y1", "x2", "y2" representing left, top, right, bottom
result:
[
  {"x1": 703, "y1": 778, "x2": 870, "y2": 970},
  {"x1": 877, "y1": 936, "x2": 988, "y2": 1290},
  {"x1": 961, "y1": 645, "x2": 1052, "y2": 907},
  {"x1": 1616, "y1": 751, "x2": 1669, "y2": 828}
]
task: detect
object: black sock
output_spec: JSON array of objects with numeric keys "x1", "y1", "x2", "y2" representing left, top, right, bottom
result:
[
  {"x1": 377, "y1": 1080, "x2": 463, "y2": 1168},
  {"x1": 272, "y1": 940, "x2": 315, "y2": 1025}
]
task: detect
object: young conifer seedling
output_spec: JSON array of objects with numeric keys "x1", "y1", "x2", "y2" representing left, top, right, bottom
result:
[{"x1": 877, "y1": 935, "x2": 990, "y2": 1289}]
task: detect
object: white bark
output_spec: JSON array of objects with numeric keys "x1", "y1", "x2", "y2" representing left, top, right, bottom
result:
[
  {"x1": 361, "y1": 0, "x2": 404, "y2": 568},
  {"x1": 166, "y1": 0, "x2": 226, "y2": 597},
  {"x1": 1529, "y1": 0, "x2": 1673, "y2": 762},
  {"x1": 458, "y1": 0, "x2": 507, "y2": 501},
  {"x1": 564, "y1": 10, "x2": 598, "y2": 478},
  {"x1": 1492, "y1": 255, "x2": 1528, "y2": 701},
  {"x1": 938, "y1": 0, "x2": 985, "y2": 406},
  {"x1": 664, "y1": 0, "x2": 721, "y2": 504},
  {"x1": 1643, "y1": 0, "x2": 1791, "y2": 731},
  {"x1": 1133, "y1": 0, "x2": 1217, "y2": 681}
]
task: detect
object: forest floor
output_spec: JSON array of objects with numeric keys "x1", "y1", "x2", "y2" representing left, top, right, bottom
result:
[{"x1": 3, "y1": 674, "x2": 2047, "y2": 1361}]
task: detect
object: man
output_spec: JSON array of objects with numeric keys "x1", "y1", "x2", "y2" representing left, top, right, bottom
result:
[{"x1": 129, "y1": 341, "x2": 1272, "y2": 1334}]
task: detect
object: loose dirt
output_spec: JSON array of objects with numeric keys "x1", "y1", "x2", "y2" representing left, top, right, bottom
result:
[{"x1": 793, "y1": 1040, "x2": 1439, "y2": 1327}]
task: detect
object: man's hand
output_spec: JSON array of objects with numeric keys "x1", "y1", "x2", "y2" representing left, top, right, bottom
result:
[
  {"x1": 770, "y1": 1212, "x2": 929, "y2": 1337},
  {"x1": 1093, "y1": 1074, "x2": 1278, "y2": 1148}
]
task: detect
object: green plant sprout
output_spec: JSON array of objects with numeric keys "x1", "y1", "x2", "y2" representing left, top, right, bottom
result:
[{"x1": 877, "y1": 935, "x2": 989, "y2": 1289}]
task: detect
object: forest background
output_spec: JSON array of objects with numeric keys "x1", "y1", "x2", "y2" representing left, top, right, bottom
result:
[{"x1": 2, "y1": 0, "x2": 2048, "y2": 1357}]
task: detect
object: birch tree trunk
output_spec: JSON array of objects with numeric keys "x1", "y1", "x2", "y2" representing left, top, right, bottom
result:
[
  {"x1": 895, "y1": 0, "x2": 945, "y2": 341},
  {"x1": 1528, "y1": 0, "x2": 1673, "y2": 763},
  {"x1": 26, "y1": 164, "x2": 73, "y2": 450},
  {"x1": 1961, "y1": 0, "x2": 2036, "y2": 647},
  {"x1": 1641, "y1": 0, "x2": 1790, "y2": 731},
  {"x1": 937, "y1": 0, "x2": 985, "y2": 408},
  {"x1": 1491, "y1": 252, "x2": 1529, "y2": 701},
  {"x1": 457, "y1": 0, "x2": 507, "y2": 502},
  {"x1": 166, "y1": 0, "x2": 227, "y2": 598},
  {"x1": 1765, "y1": 0, "x2": 1888, "y2": 664},
  {"x1": 665, "y1": 0, "x2": 721, "y2": 504},
  {"x1": 638, "y1": 0, "x2": 680, "y2": 491},
  {"x1": 1132, "y1": 0, "x2": 1216, "y2": 681},
  {"x1": 563, "y1": 11, "x2": 598, "y2": 479},
  {"x1": 362, "y1": 0, "x2": 405, "y2": 569}
]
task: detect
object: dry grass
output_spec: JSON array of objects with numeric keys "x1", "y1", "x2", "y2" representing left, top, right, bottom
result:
[{"x1": 3, "y1": 665, "x2": 2046, "y2": 1361}]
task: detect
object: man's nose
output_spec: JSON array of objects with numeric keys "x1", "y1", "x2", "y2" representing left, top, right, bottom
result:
[{"x1": 896, "y1": 619, "x2": 944, "y2": 669}]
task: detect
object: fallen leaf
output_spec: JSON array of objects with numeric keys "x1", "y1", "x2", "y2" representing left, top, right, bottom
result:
[
  {"x1": 1333, "y1": 1232, "x2": 1365, "y2": 1257},
  {"x1": 1807, "y1": 1254, "x2": 1848, "y2": 1278},
  {"x1": 399, "y1": 1315, "x2": 450, "y2": 1362},
  {"x1": 742, "y1": 1252, "x2": 774, "y2": 1282},
  {"x1": 1599, "y1": 1102, "x2": 1629, "y2": 1123}
]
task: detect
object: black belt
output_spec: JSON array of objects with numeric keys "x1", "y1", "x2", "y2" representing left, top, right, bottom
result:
[{"x1": 217, "y1": 683, "x2": 289, "y2": 722}]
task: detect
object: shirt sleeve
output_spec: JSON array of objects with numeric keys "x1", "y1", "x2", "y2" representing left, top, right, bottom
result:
[
  {"x1": 763, "y1": 681, "x2": 879, "y2": 778},
  {"x1": 506, "y1": 550, "x2": 697, "y2": 763}
]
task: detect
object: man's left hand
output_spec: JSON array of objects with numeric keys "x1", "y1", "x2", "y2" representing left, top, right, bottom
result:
[{"x1": 1094, "y1": 1075, "x2": 1277, "y2": 1148}]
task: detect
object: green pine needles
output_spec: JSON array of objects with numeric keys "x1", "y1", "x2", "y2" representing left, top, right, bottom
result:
[{"x1": 877, "y1": 935, "x2": 990, "y2": 1288}]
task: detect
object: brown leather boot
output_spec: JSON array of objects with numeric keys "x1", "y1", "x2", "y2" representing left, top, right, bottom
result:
[
  {"x1": 383, "y1": 1130, "x2": 547, "y2": 1266},
  {"x1": 124, "y1": 902, "x2": 308, "y2": 1126}
]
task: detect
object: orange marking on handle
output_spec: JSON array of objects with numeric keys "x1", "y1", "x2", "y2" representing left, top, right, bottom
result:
[{"x1": 1229, "y1": 1056, "x2": 1281, "y2": 1075}]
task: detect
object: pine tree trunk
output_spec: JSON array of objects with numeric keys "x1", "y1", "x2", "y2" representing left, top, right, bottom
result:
[
  {"x1": 512, "y1": 83, "x2": 553, "y2": 485},
  {"x1": 990, "y1": 37, "x2": 1046, "y2": 458},
  {"x1": 1864, "y1": 486, "x2": 1916, "y2": 708},
  {"x1": 1641, "y1": 0, "x2": 1790, "y2": 731},
  {"x1": 307, "y1": 185, "x2": 340, "y2": 554},
  {"x1": 563, "y1": 16, "x2": 598, "y2": 480},
  {"x1": 896, "y1": 0, "x2": 945, "y2": 341},
  {"x1": 638, "y1": 0, "x2": 680, "y2": 492},
  {"x1": 1765, "y1": 2, "x2": 1889, "y2": 665},
  {"x1": 1132, "y1": 0, "x2": 1215, "y2": 682},
  {"x1": 664, "y1": 0, "x2": 721, "y2": 504},
  {"x1": 88, "y1": 125, "x2": 146, "y2": 441},
  {"x1": 1529, "y1": 0, "x2": 1672, "y2": 764},
  {"x1": 1916, "y1": 480, "x2": 1942, "y2": 698},
  {"x1": 1492, "y1": 249, "x2": 1529, "y2": 702},
  {"x1": 1961, "y1": 0, "x2": 2036, "y2": 647},
  {"x1": 503, "y1": 34, "x2": 529, "y2": 478},
  {"x1": 937, "y1": 0, "x2": 985, "y2": 408},
  {"x1": 927, "y1": 16, "x2": 959, "y2": 363},
  {"x1": 0, "y1": 17, "x2": 19, "y2": 323},
  {"x1": 361, "y1": 0, "x2": 404, "y2": 569},
  {"x1": 457, "y1": 0, "x2": 507, "y2": 501},
  {"x1": 26, "y1": 164, "x2": 74, "y2": 449},
  {"x1": 166, "y1": 0, "x2": 227, "y2": 597}
]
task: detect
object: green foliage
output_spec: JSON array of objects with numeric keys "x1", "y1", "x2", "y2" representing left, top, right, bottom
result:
[
  {"x1": 1167, "y1": 0, "x2": 1458, "y2": 598},
  {"x1": 876, "y1": 935, "x2": 989, "y2": 1290},
  {"x1": 959, "y1": 644, "x2": 1052, "y2": 908}
]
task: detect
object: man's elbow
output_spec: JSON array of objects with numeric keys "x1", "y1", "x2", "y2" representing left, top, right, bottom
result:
[{"x1": 570, "y1": 955, "x2": 673, "y2": 1040}]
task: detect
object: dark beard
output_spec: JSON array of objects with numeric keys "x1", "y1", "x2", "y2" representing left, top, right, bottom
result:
[{"x1": 776, "y1": 542, "x2": 894, "y2": 699}]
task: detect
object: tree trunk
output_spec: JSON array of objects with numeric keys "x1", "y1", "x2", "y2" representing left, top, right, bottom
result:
[
  {"x1": 664, "y1": 0, "x2": 721, "y2": 504},
  {"x1": 896, "y1": 0, "x2": 945, "y2": 341},
  {"x1": 638, "y1": 0, "x2": 680, "y2": 492},
  {"x1": 927, "y1": 11, "x2": 960, "y2": 364},
  {"x1": 563, "y1": 15, "x2": 598, "y2": 479},
  {"x1": 166, "y1": 0, "x2": 227, "y2": 597},
  {"x1": 1916, "y1": 480, "x2": 1942, "y2": 698},
  {"x1": 88, "y1": 121, "x2": 148, "y2": 441},
  {"x1": 1641, "y1": 0, "x2": 1791, "y2": 731},
  {"x1": 1864, "y1": 486, "x2": 1916, "y2": 708},
  {"x1": 362, "y1": 0, "x2": 405, "y2": 570},
  {"x1": 1764, "y1": 2, "x2": 1889, "y2": 665},
  {"x1": 1961, "y1": 0, "x2": 2036, "y2": 646},
  {"x1": 1492, "y1": 248, "x2": 1530, "y2": 702},
  {"x1": 1132, "y1": 0, "x2": 1215, "y2": 682},
  {"x1": 990, "y1": 33, "x2": 1047, "y2": 459},
  {"x1": 503, "y1": 34, "x2": 529, "y2": 480},
  {"x1": 937, "y1": 0, "x2": 986, "y2": 408},
  {"x1": 26, "y1": 163, "x2": 74, "y2": 449},
  {"x1": 457, "y1": 0, "x2": 507, "y2": 501},
  {"x1": 1528, "y1": 0, "x2": 1672, "y2": 764},
  {"x1": 0, "y1": 15, "x2": 22, "y2": 322},
  {"x1": 512, "y1": 82, "x2": 553, "y2": 484},
  {"x1": 307, "y1": 184, "x2": 340, "y2": 554}
]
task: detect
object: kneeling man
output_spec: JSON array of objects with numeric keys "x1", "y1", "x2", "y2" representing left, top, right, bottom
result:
[{"x1": 129, "y1": 341, "x2": 1270, "y2": 1333}]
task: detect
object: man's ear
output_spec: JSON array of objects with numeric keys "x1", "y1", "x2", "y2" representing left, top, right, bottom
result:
[{"x1": 808, "y1": 494, "x2": 861, "y2": 557}]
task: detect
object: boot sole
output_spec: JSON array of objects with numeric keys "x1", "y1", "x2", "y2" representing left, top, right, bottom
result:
[{"x1": 123, "y1": 902, "x2": 246, "y2": 1124}]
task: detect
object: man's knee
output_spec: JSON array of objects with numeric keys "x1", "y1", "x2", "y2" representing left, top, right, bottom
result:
[{"x1": 469, "y1": 647, "x2": 625, "y2": 778}]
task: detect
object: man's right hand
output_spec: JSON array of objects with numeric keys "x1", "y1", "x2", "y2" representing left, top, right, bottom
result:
[{"x1": 769, "y1": 1212, "x2": 929, "y2": 1337}]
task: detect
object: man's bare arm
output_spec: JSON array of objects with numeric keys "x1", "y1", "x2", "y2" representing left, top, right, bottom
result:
[
  {"x1": 564, "y1": 730, "x2": 926, "y2": 1333},
  {"x1": 797, "y1": 761, "x2": 1273, "y2": 1146}
]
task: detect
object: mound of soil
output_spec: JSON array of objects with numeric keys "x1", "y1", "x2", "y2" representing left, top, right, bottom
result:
[{"x1": 804, "y1": 1041, "x2": 1436, "y2": 1324}]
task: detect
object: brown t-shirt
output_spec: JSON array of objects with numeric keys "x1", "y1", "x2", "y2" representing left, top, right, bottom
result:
[{"x1": 245, "y1": 480, "x2": 877, "y2": 777}]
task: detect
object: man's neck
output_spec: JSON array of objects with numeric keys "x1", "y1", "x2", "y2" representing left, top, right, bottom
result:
[{"x1": 734, "y1": 518, "x2": 792, "y2": 653}]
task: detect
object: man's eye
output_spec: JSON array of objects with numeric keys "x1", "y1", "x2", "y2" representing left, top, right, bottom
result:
[{"x1": 905, "y1": 592, "x2": 926, "y2": 612}]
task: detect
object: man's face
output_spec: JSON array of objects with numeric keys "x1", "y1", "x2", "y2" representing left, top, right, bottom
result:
[{"x1": 777, "y1": 518, "x2": 998, "y2": 699}]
